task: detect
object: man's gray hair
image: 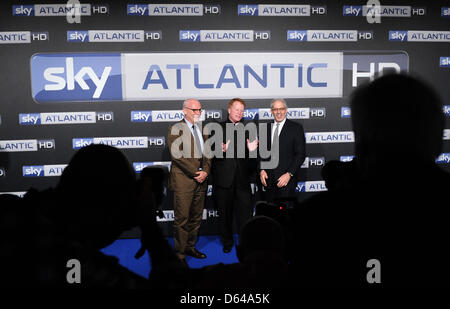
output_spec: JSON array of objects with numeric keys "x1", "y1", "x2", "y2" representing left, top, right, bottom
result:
[
  {"x1": 183, "y1": 98, "x2": 199, "y2": 108},
  {"x1": 270, "y1": 98, "x2": 288, "y2": 109}
]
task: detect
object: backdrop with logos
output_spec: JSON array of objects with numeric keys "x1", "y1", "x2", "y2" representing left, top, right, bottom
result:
[{"x1": 1, "y1": 0, "x2": 449, "y2": 237}]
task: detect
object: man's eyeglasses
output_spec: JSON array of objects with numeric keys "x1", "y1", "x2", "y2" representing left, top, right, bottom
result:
[
  {"x1": 271, "y1": 108, "x2": 286, "y2": 112},
  {"x1": 185, "y1": 107, "x2": 203, "y2": 113}
]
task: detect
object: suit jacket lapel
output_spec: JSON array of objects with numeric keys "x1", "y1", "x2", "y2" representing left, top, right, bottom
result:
[
  {"x1": 278, "y1": 119, "x2": 289, "y2": 144},
  {"x1": 269, "y1": 119, "x2": 288, "y2": 149},
  {"x1": 268, "y1": 121, "x2": 273, "y2": 150},
  {"x1": 180, "y1": 120, "x2": 196, "y2": 157}
]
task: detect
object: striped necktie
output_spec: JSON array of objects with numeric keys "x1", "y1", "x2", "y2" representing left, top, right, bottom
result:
[{"x1": 192, "y1": 124, "x2": 203, "y2": 157}]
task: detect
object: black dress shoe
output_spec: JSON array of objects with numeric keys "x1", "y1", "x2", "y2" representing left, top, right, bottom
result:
[
  {"x1": 223, "y1": 246, "x2": 232, "y2": 253},
  {"x1": 185, "y1": 248, "x2": 207, "y2": 259}
]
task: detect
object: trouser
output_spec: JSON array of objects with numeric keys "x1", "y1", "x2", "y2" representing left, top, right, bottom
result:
[
  {"x1": 265, "y1": 180, "x2": 296, "y2": 208},
  {"x1": 214, "y1": 184, "x2": 253, "y2": 247},
  {"x1": 173, "y1": 184, "x2": 207, "y2": 259}
]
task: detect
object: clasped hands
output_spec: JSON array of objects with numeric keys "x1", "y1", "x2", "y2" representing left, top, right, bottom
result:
[
  {"x1": 194, "y1": 170, "x2": 208, "y2": 183},
  {"x1": 260, "y1": 170, "x2": 291, "y2": 188}
]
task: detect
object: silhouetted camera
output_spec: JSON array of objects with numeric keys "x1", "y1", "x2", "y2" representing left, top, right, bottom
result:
[
  {"x1": 254, "y1": 197, "x2": 296, "y2": 218},
  {"x1": 254, "y1": 198, "x2": 297, "y2": 262},
  {"x1": 254, "y1": 201, "x2": 287, "y2": 219}
]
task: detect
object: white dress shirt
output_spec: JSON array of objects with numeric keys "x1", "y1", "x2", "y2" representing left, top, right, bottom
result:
[{"x1": 184, "y1": 118, "x2": 204, "y2": 153}]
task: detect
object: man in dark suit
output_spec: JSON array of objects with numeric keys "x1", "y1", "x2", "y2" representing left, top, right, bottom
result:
[
  {"x1": 168, "y1": 98, "x2": 212, "y2": 265},
  {"x1": 212, "y1": 98, "x2": 258, "y2": 253},
  {"x1": 260, "y1": 99, "x2": 306, "y2": 206}
]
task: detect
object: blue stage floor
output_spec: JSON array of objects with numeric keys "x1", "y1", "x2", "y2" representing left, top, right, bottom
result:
[{"x1": 101, "y1": 235, "x2": 239, "y2": 278}]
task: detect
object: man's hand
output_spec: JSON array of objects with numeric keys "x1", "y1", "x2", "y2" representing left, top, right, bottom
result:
[
  {"x1": 247, "y1": 138, "x2": 259, "y2": 152},
  {"x1": 222, "y1": 140, "x2": 230, "y2": 152},
  {"x1": 194, "y1": 170, "x2": 208, "y2": 183},
  {"x1": 277, "y1": 172, "x2": 291, "y2": 188},
  {"x1": 260, "y1": 170, "x2": 268, "y2": 187}
]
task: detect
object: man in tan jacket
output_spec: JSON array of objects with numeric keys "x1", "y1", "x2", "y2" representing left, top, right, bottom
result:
[{"x1": 168, "y1": 98, "x2": 212, "y2": 265}]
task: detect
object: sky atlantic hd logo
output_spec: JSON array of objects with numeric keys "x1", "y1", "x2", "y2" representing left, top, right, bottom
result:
[
  {"x1": 127, "y1": 4, "x2": 220, "y2": 16},
  {"x1": 30, "y1": 52, "x2": 407, "y2": 103},
  {"x1": 67, "y1": 30, "x2": 160, "y2": 42},
  {"x1": 12, "y1": 4, "x2": 108, "y2": 16},
  {"x1": 131, "y1": 110, "x2": 208, "y2": 122},
  {"x1": 287, "y1": 30, "x2": 373, "y2": 41},
  {"x1": 442, "y1": 7, "x2": 450, "y2": 17},
  {"x1": 72, "y1": 136, "x2": 165, "y2": 149},
  {"x1": 19, "y1": 111, "x2": 113, "y2": 125},
  {"x1": 389, "y1": 31, "x2": 450, "y2": 42},
  {"x1": 23, "y1": 164, "x2": 67, "y2": 177},
  {"x1": 246, "y1": 107, "x2": 326, "y2": 120},
  {"x1": 180, "y1": 30, "x2": 255, "y2": 42},
  {"x1": 343, "y1": 5, "x2": 425, "y2": 17}
]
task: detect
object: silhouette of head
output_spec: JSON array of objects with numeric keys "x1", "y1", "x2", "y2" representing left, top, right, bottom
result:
[
  {"x1": 56, "y1": 144, "x2": 138, "y2": 249},
  {"x1": 236, "y1": 216, "x2": 286, "y2": 262},
  {"x1": 139, "y1": 166, "x2": 167, "y2": 207},
  {"x1": 321, "y1": 160, "x2": 345, "y2": 190},
  {"x1": 350, "y1": 74, "x2": 444, "y2": 173}
]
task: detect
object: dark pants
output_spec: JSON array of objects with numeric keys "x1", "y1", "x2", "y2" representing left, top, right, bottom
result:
[
  {"x1": 265, "y1": 178, "x2": 297, "y2": 208},
  {"x1": 214, "y1": 184, "x2": 253, "y2": 248},
  {"x1": 173, "y1": 184, "x2": 207, "y2": 259}
]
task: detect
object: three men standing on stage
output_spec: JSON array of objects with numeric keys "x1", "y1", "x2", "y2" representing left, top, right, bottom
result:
[{"x1": 168, "y1": 97, "x2": 306, "y2": 262}]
